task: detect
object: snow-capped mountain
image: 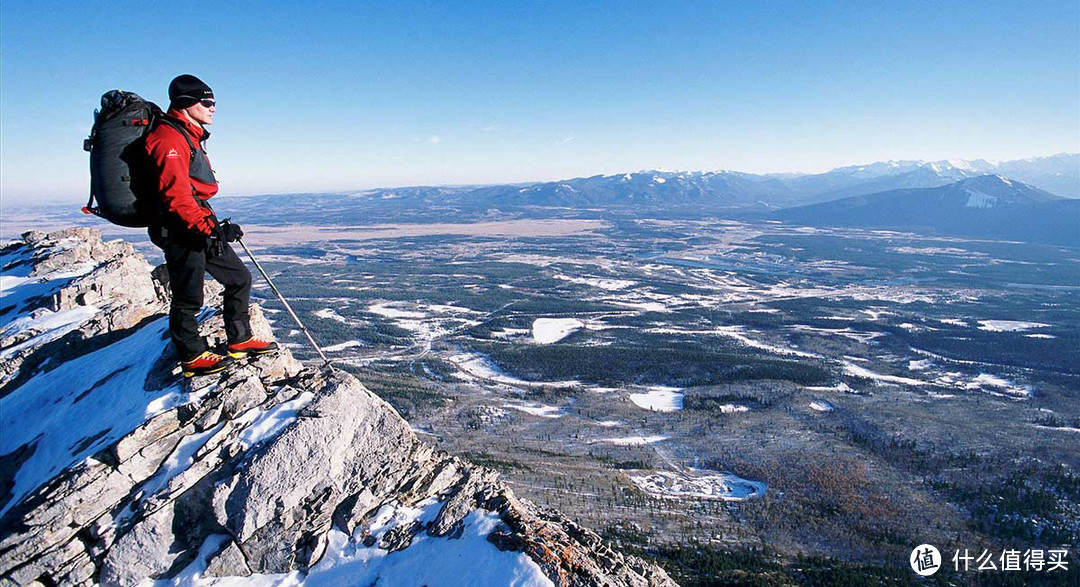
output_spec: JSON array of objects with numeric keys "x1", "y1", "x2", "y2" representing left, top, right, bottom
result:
[
  {"x1": 773, "y1": 175, "x2": 1077, "y2": 245},
  {"x1": 0, "y1": 229, "x2": 675, "y2": 586},
  {"x1": 785, "y1": 160, "x2": 982, "y2": 204},
  {"x1": 786, "y1": 154, "x2": 1079, "y2": 201},
  {"x1": 439, "y1": 155, "x2": 1079, "y2": 210},
  {"x1": 990, "y1": 153, "x2": 1080, "y2": 198},
  {"x1": 215, "y1": 154, "x2": 1077, "y2": 222},
  {"x1": 448, "y1": 170, "x2": 798, "y2": 210}
]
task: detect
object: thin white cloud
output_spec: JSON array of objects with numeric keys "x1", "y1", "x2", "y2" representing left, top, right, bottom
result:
[
  {"x1": 427, "y1": 135, "x2": 443, "y2": 145},
  {"x1": 557, "y1": 136, "x2": 575, "y2": 145}
]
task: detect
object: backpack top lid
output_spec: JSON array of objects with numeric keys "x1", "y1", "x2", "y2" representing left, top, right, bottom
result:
[{"x1": 94, "y1": 90, "x2": 154, "y2": 125}]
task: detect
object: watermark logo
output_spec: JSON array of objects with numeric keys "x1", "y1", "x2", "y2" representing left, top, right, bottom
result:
[{"x1": 911, "y1": 544, "x2": 942, "y2": 576}]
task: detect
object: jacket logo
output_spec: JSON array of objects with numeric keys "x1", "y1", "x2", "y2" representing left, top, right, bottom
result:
[{"x1": 166, "y1": 148, "x2": 180, "y2": 159}]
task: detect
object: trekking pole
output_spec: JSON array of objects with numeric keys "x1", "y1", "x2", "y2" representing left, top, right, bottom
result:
[{"x1": 236, "y1": 238, "x2": 335, "y2": 371}]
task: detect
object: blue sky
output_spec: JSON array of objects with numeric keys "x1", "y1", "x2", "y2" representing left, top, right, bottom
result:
[{"x1": 2, "y1": 0, "x2": 1077, "y2": 201}]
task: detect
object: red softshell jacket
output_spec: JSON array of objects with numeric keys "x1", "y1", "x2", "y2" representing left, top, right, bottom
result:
[{"x1": 145, "y1": 110, "x2": 218, "y2": 235}]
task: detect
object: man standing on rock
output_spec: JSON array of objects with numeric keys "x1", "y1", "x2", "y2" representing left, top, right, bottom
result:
[{"x1": 146, "y1": 74, "x2": 277, "y2": 377}]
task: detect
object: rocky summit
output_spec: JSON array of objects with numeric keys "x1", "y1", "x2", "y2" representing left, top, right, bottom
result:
[{"x1": 0, "y1": 229, "x2": 676, "y2": 587}]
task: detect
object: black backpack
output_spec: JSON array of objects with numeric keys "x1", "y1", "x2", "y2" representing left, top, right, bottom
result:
[{"x1": 83, "y1": 90, "x2": 166, "y2": 227}]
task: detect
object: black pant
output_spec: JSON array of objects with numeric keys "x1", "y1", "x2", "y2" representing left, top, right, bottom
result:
[{"x1": 150, "y1": 226, "x2": 253, "y2": 361}]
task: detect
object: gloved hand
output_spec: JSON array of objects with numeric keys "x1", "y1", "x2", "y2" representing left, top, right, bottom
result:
[
  {"x1": 206, "y1": 231, "x2": 225, "y2": 257},
  {"x1": 206, "y1": 216, "x2": 226, "y2": 256},
  {"x1": 220, "y1": 220, "x2": 244, "y2": 243}
]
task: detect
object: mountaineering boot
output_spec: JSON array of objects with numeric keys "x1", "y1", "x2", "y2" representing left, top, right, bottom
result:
[
  {"x1": 181, "y1": 351, "x2": 235, "y2": 378},
  {"x1": 227, "y1": 337, "x2": 279, "y2": 359}
]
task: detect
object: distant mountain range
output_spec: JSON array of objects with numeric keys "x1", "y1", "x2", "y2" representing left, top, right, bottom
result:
[
  {"x1": 420, "y1": 153, "x2": 1079, "y2": 211},
  {"x1": 774, "y1": 175, "x2": 1079, "y2": 245},
  {"x1": 217, "y1": 154, "x2": 1078, "y2": 244}
]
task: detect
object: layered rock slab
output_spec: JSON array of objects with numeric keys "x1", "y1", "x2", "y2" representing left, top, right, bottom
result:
[{"x1": 0, "y1": 229, "x2": 677, "y2": 586}]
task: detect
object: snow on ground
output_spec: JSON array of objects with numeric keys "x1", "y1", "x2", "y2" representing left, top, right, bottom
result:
[
  {"x1": 888, "y1": 246, "x2": 984, "y2": 256},
  {"x1": 646, "y1": 325, "x2": 820, "y2": 359},
  {"x1": 426, "y1": 304, "x2": 481, "y2": 315},
  {"x1": 552, "y1": 274, "x2": 636, "y2": 291},
  {"x1": 843, "y1": 362, "x2": 928, "y2": 386},
  {"x1": 313, "y1": 308, "x2": 347, "y2": 323},
  {"x1": 714, "y1": 326, "x2": 820, "y2": 358},
  {"x1": 972, "y1": 373, "x2": 1019, "y2": 392},
  {"x1": 861, "y1": 308, "x2": 896, "y2": 321},
  {"x1": 597, "y1": 435, "x2": 669, "y2": 446},
  {"x1": 0, "y1": 316, "x2": 198, "y2": 518},
  {"x1": 1032, "y1": 425, "x2": 1080, "y2": 433},
  {"x1": 369, "y1": 303, "x2": 427, "y2": 319},
  {"x1": 588, "y1": 386, "x2": 621, "y2": 393},
  {"x1": 939, "y1": 318, "x2": 968, "y2": 326},
  {"x1": 789, "y1": 324, "x2": 885, "y2": 344},
  {"x1": 606, "y1": 300, "x2": 669, "y2": 313},
  {"x1": 964, "y1": 190, "x2": 997, "y2": 209},
  {"x1": 600, "y1": 289, "x2": 680, "y2": 313},
  {"x1": 933, "y1": 372, "x2": 1032, "y2": 399},
  {"x1": 809, "y1": 401, "x2": 834, "y2": 412},
  {"x1": 716, "y1": 404, "x2": 750, "y2": 413},
  {"x1": 594, "y1": 420, "x2": 622, "y2": 427},
  {"x1": 628, "y1": 386, "x2": 684, "y2": 412},
  {"x1": 324, "y1": 340, "x2": 365, "y2": 352},
  {"x1": 490, "y1": 328, "x2": 531, "y2": 339},
  {"x1": 149, "y1": 499, "x2": 554, "y2": 587},
  {"x1": 1025, "y1": 333, "x2": 1056, "y2": 339},
  {"x1": 503, "y1": 403, "x2": 565, "y2": 419},
  {"x1": 804, "y1": 382, "x2": 855, "y2": 393},
  {"x1": 531, "y1": 318, "x2": 584, "y2": 344},
  {"x1": 630, "y1": 469, "x2": 766, "y2": 501},
  {"x1": 977, "y1": 320, "x2": 1050, "y2": 332},
  {"x1": 448, "y1": 352, "x2": 579, "y2": 388},
  {"x1": 368, "y1": 302, "x2": 481, "y2": 338},
  {"x1": 908, "y1": 359, "x2": 932, "y2": 371}
]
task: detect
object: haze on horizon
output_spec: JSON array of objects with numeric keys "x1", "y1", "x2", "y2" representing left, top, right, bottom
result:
[{"x1": 1, "y1": 0, "x2": 1077, "y2": 203}]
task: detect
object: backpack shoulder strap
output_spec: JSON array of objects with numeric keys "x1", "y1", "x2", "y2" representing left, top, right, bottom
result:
[
  {"x1": 153, "y1": 116, "x2": 198, "y2": 162},
  {"x1": 152, "y1": 115, "x2": 215, "y2": 215}
]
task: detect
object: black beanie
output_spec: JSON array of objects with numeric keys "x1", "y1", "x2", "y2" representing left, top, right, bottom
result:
[{"x1": 168, "y1": 74, "x2": 214, "y2": 109}]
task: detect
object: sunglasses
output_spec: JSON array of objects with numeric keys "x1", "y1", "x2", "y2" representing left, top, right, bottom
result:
[{"x1": 199, "y1": 99, "x2": 216, "y2": 108}]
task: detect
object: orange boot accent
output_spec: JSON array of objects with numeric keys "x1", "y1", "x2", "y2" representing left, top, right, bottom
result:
[
  {"x1": 181, "y1": 351, "x2": 235, "y2": 378},
  {"x1": 227, "y1": 337, "x2": 279, "y2": 358}
]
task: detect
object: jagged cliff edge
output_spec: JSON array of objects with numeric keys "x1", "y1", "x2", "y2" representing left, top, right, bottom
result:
[{"x1": 0, "y1": 228, "x2": 677, "y2": 587}]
